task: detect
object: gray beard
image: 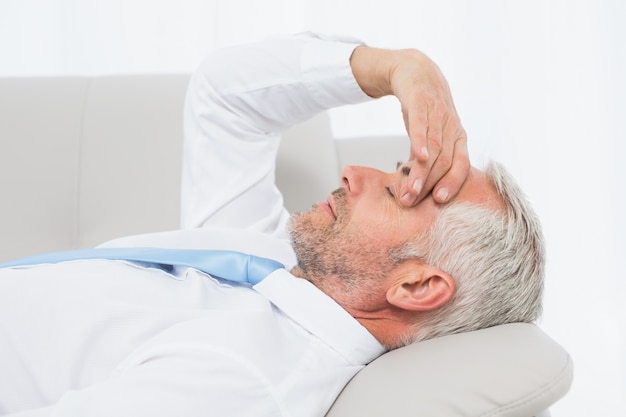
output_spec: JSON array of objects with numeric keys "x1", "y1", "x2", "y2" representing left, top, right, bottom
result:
[{"x1": 287, "y1": 195, "x2": 397, "y2": 293}]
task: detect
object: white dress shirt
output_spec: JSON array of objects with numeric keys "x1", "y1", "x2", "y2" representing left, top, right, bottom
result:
[{"x1": 0, "y1": 33, "x2": 386, "y2": 417}]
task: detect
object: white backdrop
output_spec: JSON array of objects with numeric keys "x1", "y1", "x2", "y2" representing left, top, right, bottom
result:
[{"x1": 1, "y1": 0, "x2": 624, "y2": 415}]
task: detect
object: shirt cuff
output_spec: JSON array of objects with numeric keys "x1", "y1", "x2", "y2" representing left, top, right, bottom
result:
[{"x1": 300, "y1": 33, "x2": 373, "y2": 110}]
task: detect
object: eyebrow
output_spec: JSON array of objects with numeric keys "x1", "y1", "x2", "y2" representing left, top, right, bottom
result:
[{"x1": 396, "y1": 161, "x2": 410, "y2": 176}]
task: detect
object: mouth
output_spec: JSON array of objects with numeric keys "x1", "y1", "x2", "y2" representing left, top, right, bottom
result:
[
  {"x1": 327, "y1": 196, "x2": 337, "y2": 219},
  {"x1": 316, "y1": 196, "x2": 337, "y2": 220}
]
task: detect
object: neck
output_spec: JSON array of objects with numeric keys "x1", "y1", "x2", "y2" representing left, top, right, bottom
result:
[
  {"x1": 346, "y1": 307, "x2": 417, "y2": 350},
  {"x1": 290, "y1": 266, "x2": 414, "y2": 350}
]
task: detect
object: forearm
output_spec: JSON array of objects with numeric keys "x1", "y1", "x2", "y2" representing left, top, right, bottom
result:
[{"x1": 191, "y1": 33, "x2": 370, "y2": 132}]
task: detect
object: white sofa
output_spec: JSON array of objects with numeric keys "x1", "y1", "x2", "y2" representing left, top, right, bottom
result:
[{"x1": 0, "y1": 75, "x2": 573, "y2": 416}]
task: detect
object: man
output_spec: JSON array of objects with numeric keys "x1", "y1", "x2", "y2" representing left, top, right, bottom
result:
[{"x1": 0, "y1": 33, "x2": 544, "y2": 416}]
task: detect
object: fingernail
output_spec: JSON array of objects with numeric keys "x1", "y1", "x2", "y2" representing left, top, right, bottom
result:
[
  {"x1": 435, "y1": 187, "x2": 449, "y2": 202},
  {"x1": 412, "y1": 178, "x2": 423, "y2": 195},
  {"x1": 421, "y1": 146, "x2": 429, "y2": 159}
]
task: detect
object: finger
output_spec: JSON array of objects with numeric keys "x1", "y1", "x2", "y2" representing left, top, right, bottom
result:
[
  {"x1": 398, "y1": 108, "x2": 432, "y2": 207},
  {"x1": 424, "y1": 101, "x2": 445, "y2": 164},
  {"x1": 401, "y1": 110, "x2": 416, "y2": 163},
  {"x1": 401, "y1": 108, "x2": 446, "y2": 206},
  {"x1": 432, "y1": 133, "x2": 470, "y2": 203},
  {"x1": 400, "y1": 153, "x2": 437, "y2": 207},
  {"x1": 417, "y1": 118, "x2": 455, "y2": 200},
  {"x1": 401, "y1": 121, "x2": 467, "y2": 207},
  {"x1": 405, "y1": 101, "x2": 430, "y2": 162},
  {"x1": 400, "y1": 160, "x2": 429, "y2": 206}
]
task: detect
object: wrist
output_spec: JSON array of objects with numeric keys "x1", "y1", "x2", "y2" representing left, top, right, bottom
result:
[{"x1": 350, "y1": 46, "x2": 395, "y2": 98}]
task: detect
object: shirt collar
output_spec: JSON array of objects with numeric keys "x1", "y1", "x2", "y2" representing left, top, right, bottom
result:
[{"x1": 254, "y1": 269, "x2": 386, "y2": 365}]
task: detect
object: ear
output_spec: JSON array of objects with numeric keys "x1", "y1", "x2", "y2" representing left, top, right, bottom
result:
[{"x1": 386, "y1": 260, "x2": 455, "y2": 312}]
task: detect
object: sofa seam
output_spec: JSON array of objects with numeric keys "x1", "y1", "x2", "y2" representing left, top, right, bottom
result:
[{"x1": 478, "y1": 354, "x2": 574, "y2": 417}]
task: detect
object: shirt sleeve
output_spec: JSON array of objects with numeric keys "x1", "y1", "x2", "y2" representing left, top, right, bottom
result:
[{"x1": 180, "y1": 33, "x2": 371, "y2": 239}]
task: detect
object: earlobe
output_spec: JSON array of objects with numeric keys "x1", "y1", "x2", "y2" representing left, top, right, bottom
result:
[{"x1": 386, "y1": 263, "x2": 455, "y2": 312}]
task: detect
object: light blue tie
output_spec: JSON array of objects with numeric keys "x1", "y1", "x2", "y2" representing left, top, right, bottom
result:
[{"x1": 0, "y1": 247, "x2": 284, "y2": 285}]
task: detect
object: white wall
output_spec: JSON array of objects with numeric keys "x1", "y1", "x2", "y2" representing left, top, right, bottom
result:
[{"x1": 1, "y1": 0, "x2": 624, "y2": 415}]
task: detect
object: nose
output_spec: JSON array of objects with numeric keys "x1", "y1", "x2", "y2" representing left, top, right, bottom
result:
[{"x1": 340, "y1": 165, "x2": 384, "y2": 196}]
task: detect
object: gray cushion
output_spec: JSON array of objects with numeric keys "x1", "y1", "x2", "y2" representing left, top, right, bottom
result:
[{"x1": 326, "y1": 323, "x2": 573, "y2": 417}]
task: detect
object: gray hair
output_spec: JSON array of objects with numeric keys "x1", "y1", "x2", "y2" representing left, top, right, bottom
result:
[{"x1": 395, "y1": 161, "x2": 545, "y2": 345}]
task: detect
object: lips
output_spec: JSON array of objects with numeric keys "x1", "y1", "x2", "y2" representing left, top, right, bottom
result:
[
  {"x1": 316, "y1": 195, "x2": 337, "y2": 220},
  {"x1": 326, "y1": 197, "x2": 337, "y2": 219}
]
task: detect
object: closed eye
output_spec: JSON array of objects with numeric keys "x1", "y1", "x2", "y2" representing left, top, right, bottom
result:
[
  {"x1": 386, "y1": 162, "x2": 410, "y2": 202},
  {"x1": 385, "y1": 162, "x2": 404, "y2": 198}
]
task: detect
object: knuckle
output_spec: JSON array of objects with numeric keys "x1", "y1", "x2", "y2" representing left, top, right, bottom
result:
[
  {"x1": 434, "y1": 153, "x2": 452, "y2": 170},
  {"x1": 427, "y1": 135, "x2": 443, "y2": 152}
]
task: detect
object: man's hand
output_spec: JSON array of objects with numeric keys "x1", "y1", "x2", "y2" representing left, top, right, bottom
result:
[{"x1": 350, "y1": 46, "x2": 470, "y2": 206}]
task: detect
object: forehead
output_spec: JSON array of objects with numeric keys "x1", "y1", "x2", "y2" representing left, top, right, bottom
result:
[{"x1": 452, "y1": 166, "x2": 506, "y2": 212}]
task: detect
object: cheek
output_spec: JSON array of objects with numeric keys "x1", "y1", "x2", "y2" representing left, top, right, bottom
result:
[
  {"x1": 335, "y1": 212, "x2": 402, "y2": 250},
  {"x1": 348, "y1": 200, "x2": 405, "y2": 235},
  {"x1": 360, "y1": 206, "x2": 433, "y2": 250}
]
